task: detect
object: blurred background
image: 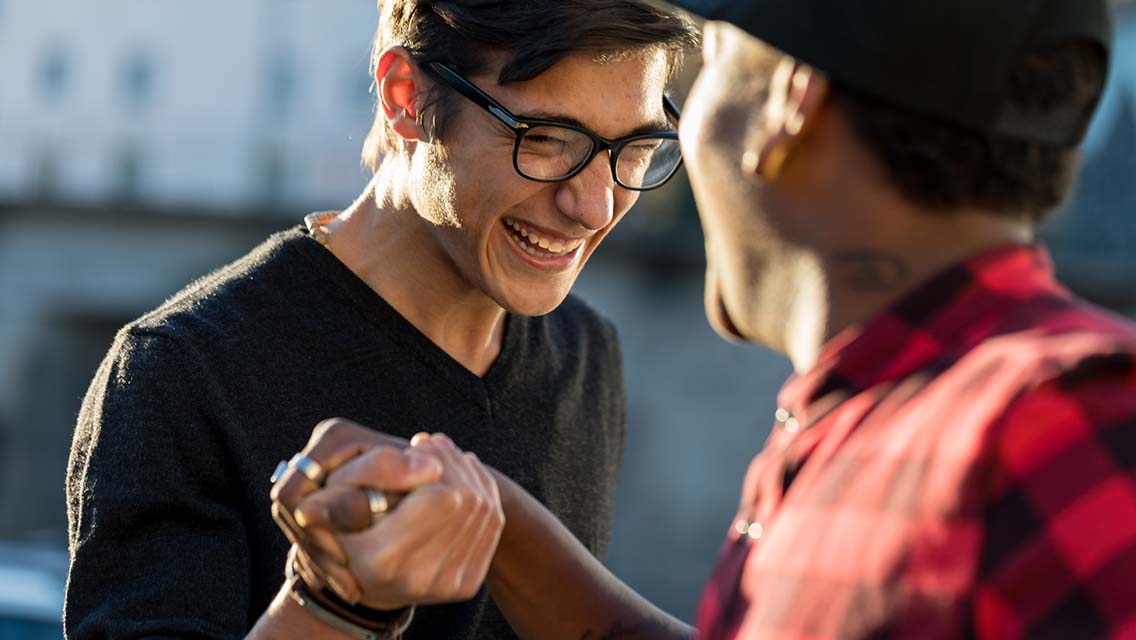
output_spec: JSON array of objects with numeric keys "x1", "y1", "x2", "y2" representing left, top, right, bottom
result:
[{"x1": 1, "y1": 1, "x2": 1134, "y2": 636}]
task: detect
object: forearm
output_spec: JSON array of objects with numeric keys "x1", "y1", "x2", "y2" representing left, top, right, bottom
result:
[{"x1": 488, "y1": 471, "x2": 693, "y2": 640}]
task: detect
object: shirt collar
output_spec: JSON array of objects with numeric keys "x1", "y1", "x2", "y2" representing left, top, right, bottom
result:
[{"x1": 777, "y1": 244, "x2": 1065, "y2": 422}]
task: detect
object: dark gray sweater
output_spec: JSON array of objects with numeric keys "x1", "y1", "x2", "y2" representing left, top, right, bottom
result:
[{"x1": 66, "y1": 227, "x2": 625, "y2": 639}]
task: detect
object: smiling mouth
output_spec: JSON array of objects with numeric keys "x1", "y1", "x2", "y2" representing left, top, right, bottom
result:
[{"x1": 502, "y1": 219, "x2": 585, "y2": 259}]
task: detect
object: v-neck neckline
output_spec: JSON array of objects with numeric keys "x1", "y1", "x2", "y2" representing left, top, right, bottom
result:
[{"x1": 287, "y1": 226, "x2": 524, "y2": 409}]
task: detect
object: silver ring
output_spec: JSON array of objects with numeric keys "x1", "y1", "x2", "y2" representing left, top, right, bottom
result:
[
  {"x1": 364, "y1": 489, "x2": 390, "y2": 525},
  {"x1": 270, "y1": 460, "x2": 290, "y2": 484},
  {"x1": 289, "y1": 453, "x2": 327, "y2": 486}
]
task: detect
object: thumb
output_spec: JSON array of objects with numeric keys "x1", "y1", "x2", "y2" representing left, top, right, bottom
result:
[{"x1": 294, "y1": 486, "x2": 372, "y2": 533}]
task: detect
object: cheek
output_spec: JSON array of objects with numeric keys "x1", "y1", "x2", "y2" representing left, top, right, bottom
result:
[{"x1": 615, "y1": 191, "x2": 641, "y2": 219}]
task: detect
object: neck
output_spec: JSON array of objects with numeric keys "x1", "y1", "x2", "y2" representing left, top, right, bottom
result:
[
  {"x1": 322, "y1": 173, "x2": 507, "y2": 377},
  {"x1": 778, "y1": 207, "x2": 1033, "y2": 373}
]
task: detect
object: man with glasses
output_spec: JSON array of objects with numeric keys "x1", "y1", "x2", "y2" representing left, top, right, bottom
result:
[
  {"x1": 278, "y1": 0, "x2": 1136, "y2": 638},
  {"x1": 426, "y1": 63, "x2": 684, "y2": 193},
  {"x1": 65, "y1": 2, "x2": 695, "y2": 639}
]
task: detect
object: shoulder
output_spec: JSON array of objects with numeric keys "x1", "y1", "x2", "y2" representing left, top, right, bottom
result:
[
  {"x1": 972, "y1": 310, "x2": 1136, "y2": 635},
  {"x1": 978, "y1": 305, "x2": 1136, "y2": 493},
  {"x1": 126, "y1": 227, "x2": 324, "y2": 353},
  {"x1": 958, "y1": 294, "x2": 1136, "y2": 392}
]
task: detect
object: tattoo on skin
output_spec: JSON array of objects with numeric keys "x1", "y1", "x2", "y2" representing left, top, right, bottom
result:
[
  {"x1": 834, "y1": 250, "x2": 911, "y2": 292},
  {"x1": 579, "y1": 619, "x2": 693, "y2": 640}
]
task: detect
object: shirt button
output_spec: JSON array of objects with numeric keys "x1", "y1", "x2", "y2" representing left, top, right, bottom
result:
[
  {"x1": 734, "y1": 519, "x2": 764, "y2": 540},
  {"x1": 746, "y1": 522, "x2": 764, "y2": 540},
  {"x1": 776, "y1": 408, "x2": 800, "y2": 433}
]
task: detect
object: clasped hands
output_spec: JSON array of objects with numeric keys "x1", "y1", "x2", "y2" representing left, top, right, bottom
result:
[{"x1": 270, "y1": 418, "x2": 505, "y2": 611}]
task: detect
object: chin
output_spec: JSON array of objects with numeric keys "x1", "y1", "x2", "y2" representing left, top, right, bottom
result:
[
  {"x1": 704, "y1": 269, "x2": 746, "y2": 342},
  {"x1": 497, "y1": 286, "x2": 570, "y2": 318}
]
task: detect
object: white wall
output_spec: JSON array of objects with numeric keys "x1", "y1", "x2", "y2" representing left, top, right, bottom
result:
[{"x1": 0, "y1": 0, "x2": 379, "y2": 212}]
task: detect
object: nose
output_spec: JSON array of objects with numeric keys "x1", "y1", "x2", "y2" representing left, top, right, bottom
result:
[{"x1": 555, "y1": 152, "x2": 615, "y2": 231}]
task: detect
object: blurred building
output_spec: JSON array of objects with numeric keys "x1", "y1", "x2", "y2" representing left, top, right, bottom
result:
[
  {"x1": 0, "y1": 0, "x2": 1134, "y2": 623},
  {"x1": 0, "y1": 0, "x2": 376, "y2": 211},
  {"x1": 0, "y1": 0, "x2": 381, "y2": 537}
]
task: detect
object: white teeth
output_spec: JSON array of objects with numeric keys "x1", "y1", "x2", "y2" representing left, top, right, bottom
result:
[{"x1": 504, "y1": 219, "x2": 581, "y2": 257}]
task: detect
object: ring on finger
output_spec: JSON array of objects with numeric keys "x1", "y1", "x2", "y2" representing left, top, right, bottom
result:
[
  {"x1": 289, "y1": 453, "x2": 327, "y2": 486},
  {"x1": 364, "y1": 488, "x2": 390, "y2": 525}
]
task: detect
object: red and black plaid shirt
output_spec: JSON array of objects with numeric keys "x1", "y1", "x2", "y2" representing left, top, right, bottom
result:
[{"x1": 696, "y1": 245, "x2": 1136, "y2": 639}]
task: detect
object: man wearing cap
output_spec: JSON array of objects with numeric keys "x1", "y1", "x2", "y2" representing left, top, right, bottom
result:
[{"x1": 279, "y1": 1, "x2": 1136, "y2": 638}]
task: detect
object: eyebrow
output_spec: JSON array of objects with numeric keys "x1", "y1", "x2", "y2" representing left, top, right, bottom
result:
[{"x1": 515, "y1": 109, "x2": 674, "y2": 139}]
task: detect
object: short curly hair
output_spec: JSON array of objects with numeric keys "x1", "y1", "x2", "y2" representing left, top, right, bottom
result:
[
  {"x1": 831, "y1": 41, "x2": 1108, "y2": 222},
  {"x1": 361, "y1": 0, "x2": 699, "y2": 171}
]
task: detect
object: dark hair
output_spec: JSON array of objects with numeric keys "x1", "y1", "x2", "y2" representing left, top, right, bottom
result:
[
  {"x1": 830, "y1": 41, "x2": 1108, "y2": 222},
  {"x1": 362, "y1": 0, "x2": 699, "y2": 170}
]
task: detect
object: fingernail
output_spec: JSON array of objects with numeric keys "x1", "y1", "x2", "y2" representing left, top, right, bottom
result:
[
  {"x1": 410, "y1": 432, "x2": 431, "y2": 446},
  {"x1": 294, "y1": 506, "x2": 329, "y2": 528}
]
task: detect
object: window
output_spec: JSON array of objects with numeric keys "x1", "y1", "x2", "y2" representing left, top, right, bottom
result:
[
  {"x1": 120, "y1": 49, "x2": 155, "y2": 110},
  {"x1": 38, "y1": 46, "x2": 70, "y2": 103},
  {"x1": 31, "y1": 147, "x2": 61, "y2": 200},
  {"x1": 111, "y1": 144, "x2": 143, "y2": 202},
  {"x1": 256, "y1": 144, "x2": 287, "y2": 206},
  {"x1": 265, "y1": 52, "x2": 296, "y2": 119}
]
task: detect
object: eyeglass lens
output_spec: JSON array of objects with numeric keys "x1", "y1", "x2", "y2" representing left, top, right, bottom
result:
[{"x1": 516, "y1": 125, "x2": 681, "y2": 190}]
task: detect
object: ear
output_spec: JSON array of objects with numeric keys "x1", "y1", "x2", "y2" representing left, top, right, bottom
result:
[
  {"x1": 376, "y1": 46, "x2": 427, "y2": 143},
  {"x1": 741, "y1": 57, "x2": 829, "y2": 182}
]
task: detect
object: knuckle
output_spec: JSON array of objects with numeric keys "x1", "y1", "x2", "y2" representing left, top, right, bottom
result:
[
  {"x1": 312, "y1": 417, "x2": 344, "y2": 439},
  {"x1": 440, "y1": 488, "x2": 463, "y2": 511},
  {"x1": 469, "y1": 493, "x2": 488, "y2": 514}
]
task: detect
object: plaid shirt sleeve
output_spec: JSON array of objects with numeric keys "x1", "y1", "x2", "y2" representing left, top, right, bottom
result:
[{"x1": 975, "y1": 351, "x2": 1136, "y2": 639}]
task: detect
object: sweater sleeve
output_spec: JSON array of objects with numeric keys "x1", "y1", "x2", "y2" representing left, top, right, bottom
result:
[{"x1": 66, "y1": 329, "x2": 253, "y2": 639}]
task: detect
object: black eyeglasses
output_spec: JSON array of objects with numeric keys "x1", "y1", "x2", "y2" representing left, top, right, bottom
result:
[{"x1": 427, "y1": 62, "x2": 684, "y2": 192}]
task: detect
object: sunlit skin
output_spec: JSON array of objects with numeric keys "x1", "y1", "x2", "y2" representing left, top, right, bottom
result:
[
  {"x1": 680, "y1": 22, "x2": 1031, "y2": 372},
  {"x1": 325, "y1": 50, "x2": 671, "y2": 375}
]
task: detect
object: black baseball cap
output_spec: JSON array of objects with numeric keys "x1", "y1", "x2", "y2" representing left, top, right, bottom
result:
[{"x1": 668, "y1": 0, "x2": 1113, "y2": 145}]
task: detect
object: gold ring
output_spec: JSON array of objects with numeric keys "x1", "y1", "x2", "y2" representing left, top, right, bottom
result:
[{"x1": 364, "y1": 489, "x2": 390, "y2": 526}]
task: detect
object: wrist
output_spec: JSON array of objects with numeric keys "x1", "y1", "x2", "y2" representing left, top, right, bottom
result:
[{"x1": 286, "y1": 555, "x2": 415, "y2": 639}]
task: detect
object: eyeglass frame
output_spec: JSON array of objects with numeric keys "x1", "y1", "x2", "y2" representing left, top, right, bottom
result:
[{"x1": 426, "y1": 62, "x2": 684, "y2": 192}]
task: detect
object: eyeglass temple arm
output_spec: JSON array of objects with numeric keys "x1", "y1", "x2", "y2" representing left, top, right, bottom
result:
[
  {"x1": 663, "y1": 94, "x2": 682, "y2": 122},
  {"x1": 427, "y1": 62, "x2": 525, "y2": 130}
]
